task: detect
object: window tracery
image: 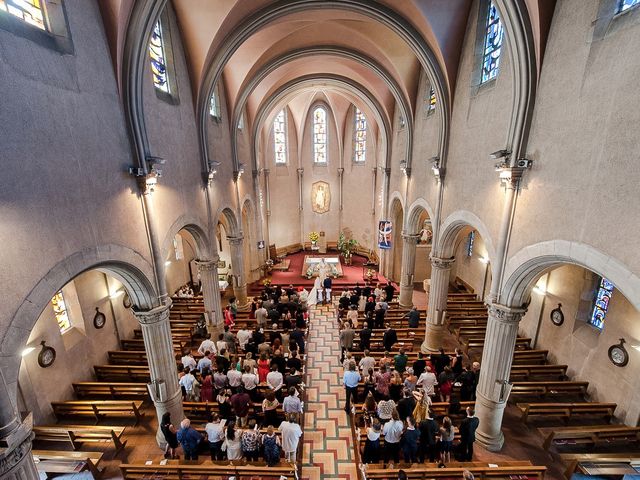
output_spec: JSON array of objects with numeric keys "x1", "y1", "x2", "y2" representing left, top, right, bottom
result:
[
  {"x1": 274, "y1": 109, "x2": 287, "y2": 164},
  {"x1": 589, "y1": 277, "x2": 614, "y2": 330},
  {"x1": 353, "y1": 108, "x2": 367, "y2": 163},
  {"x1": 313, "y1": 107, "x2": 327, "y2": 164},
  {"x1": 149, "y1": 20, "x2": 169, "y2": 93},
  {"x1": 481, "y1": 2, "x2": 504, "y2": 84}
]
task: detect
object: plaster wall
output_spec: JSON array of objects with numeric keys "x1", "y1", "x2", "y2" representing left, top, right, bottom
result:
[
  {"x1": 414, "y1": 245, "x2": 433, "y2": 284},
  {"x1": 519, "y1": 264, "x2": 640, "y2": 425},
  {"x1": 451, "y1": 228, "x2": 491, "y2": 298},
  {"x1": 164, "y1": 231, "x2": 197, "y2": 295}
]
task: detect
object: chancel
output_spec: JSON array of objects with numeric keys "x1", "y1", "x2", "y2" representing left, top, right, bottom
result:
[{"x1": 2, "y1": 1, "x2": 640, "y2": 479}]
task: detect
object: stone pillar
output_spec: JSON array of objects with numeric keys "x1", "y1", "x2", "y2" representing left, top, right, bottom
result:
[
  {"x1": 134, "y1": 303, "x2": 183, "y2": 446},
  {"x1": 474, "y1": 303, "x2": 525, "y2": 451},
  {"x1": 0, "y1": 373, "x2": 38, "y2": 480},
  {"x1": 196, "y1": 258, "x2": 222, "y2": 329},
  {"x1": 398, "y1": 232, "x2": 421, "y2": 307},
  {"x1": 422, "y1": 256, "x2": 455, "y2": 352},
  {"x1": 228, "y1": 236, "x2": 248, "y2": 307}
]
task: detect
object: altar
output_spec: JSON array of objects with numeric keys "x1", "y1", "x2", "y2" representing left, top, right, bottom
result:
[{"x1": 302, "y1": 255, "x2": 344, "y2": 278}]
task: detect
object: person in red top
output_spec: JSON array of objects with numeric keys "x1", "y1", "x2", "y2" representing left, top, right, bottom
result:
[
  {"x1": 230, "y1": 386, "x2": 251, "y2": 427},
  {"x1": 257, "y1": 353, "x2": 270, "y2": 383},
  {"x1": 224, "y1": 306, "x2": 235, "y2": 328}
]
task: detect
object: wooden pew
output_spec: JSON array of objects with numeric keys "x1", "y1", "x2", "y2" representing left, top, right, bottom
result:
[
  {"x1": 94, "y1": 365, "x2": 151, "y2": 382},
  {"x1": 183, "y1": 400, "x2": 282, "y2": 423},
  {"x1": 32, "y1": 450, "x2": 103, "y2": 479},
  {"x1": 120, "y1": 462, "x2": 297, "y2": 479},
  {"x1": 447, "y1": 316, "x2": 488, "y2": 331},
  {"x1": 52, "y1": 400, "x2": 144, "y2": 425},
  {"x1": 509, "y1": 364, "x2": 567, "y2": 381},
  {"x1": 364, "y1": 465, "x2": 547, "y2": 480},
  {"x1": 539, "y1": 424, "x2": 640, "y2": 451},
  {"x1": 509, "y1": 381, "x2": 589, "y2": 399},
  {"x1": 517, "y1": 402, "x2": 616, "y2": 423},
  {"x1": 455, "y1": 325, "x2": 488, "y2": 341},
  {"x1": 32, "y1": 425, "x2": 127, "y2": 453},
  {"x1": 121, "y1": 338, "x2": 187, "y2": 354},
  {"x1": 73, "y1": 382, "x2": 149, "y2": 400},
  {"x1": 463, "y1": 336, "x2": 531, "y2": 354},
  {"x1": 559, "y1": 453, "x2": 640, "y2": 479},
  {"x1": 108, "y1": 350, "x2": 148, "y2": 365}
]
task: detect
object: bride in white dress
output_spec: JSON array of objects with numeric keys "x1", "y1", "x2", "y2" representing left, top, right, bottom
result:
[{"x1": 307, "y1": 275, "x2": 322, "y2": 307}]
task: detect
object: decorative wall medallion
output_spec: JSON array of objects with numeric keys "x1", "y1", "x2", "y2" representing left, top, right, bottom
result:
[
  {"x1": 93, "y1": 307, "x2": 107, "y2": 329},
  {"x1": 311, "y1": 181, "x2": 331, "y2": 214},
  {"x1": 608, "y1": 338, "x2": 629, "y2": 367},
  {"x1": 550, "y1": 303, "x2": 564, "y2": 326},
  {"x1": 123, "y1": 292, "x2": 133, "y2": 309},
  {"x1": 37, "y1": 341, "x2": 56, "y2": 368}
]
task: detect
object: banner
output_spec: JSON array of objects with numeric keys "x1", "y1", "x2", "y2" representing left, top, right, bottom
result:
[{"x1": 378, "y1": 220, "x2": 393, "y2": 250}]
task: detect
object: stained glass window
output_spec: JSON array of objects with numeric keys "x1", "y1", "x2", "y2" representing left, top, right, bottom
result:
[
  {"x1": 209, "y1": 85, "x2": 221, "y2": 119},
  {"x1": 427, "y1": 87, "x2": 437, "y2": 115},
  {"x1": 618, "y1": 0, "x2": 640, "y2": 12},
  {"x1": 481, "y1": 2, "x2": 504, "y2": 84},
  {"x1": 149, "y1": 20, "x2": 169, "y2": 93},
  {"x1": 313, "y1": 107, "x2": 327, "y2": 164},
  {"x1": 273, "y1": 109, "x2": 287, "y2": 164},
  {"x1": 466, "y1": 231, "x2": 475, "y2": 257},
  {"x1": 353, "y1": 108, "x2": 367, "y2": 163},
  {"x1": 51, "y1": 291, "x2": 71, "y2": 334},
  {"x1": 0, "y1": 0, "x2": 46, "y2": 30},
  {"x1": 589, "y1": 277, "x2": 614, "y2": 330}
]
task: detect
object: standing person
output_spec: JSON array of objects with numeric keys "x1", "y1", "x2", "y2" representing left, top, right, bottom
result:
[
  {"x1": 179, "y1": 368, "x2": 199, "y2": 401},
  {"x1": 384, "y1": 282, "x2": 395, "y2": 302},
  {"x1": 255, "y1": 302, "x2": 268, "y2": 327},
  {"x1": 160, "y1": 412, "x2": 179, "y2": 459},
  {"x1": 404, "y1": 306, "x2": 421, "y2": 328},
  {"x1": 451, "y1": 347, "x2": 464, "y2": 377},
  {"x1": 176, "y1": 418, "x2": 202, "y2": 461},
  {"x1": 416, "y1": 366, "x2": 438, "y2": 399},
  {"x1": 241, "y1": 419, "x2": 261, "y2": 461},
  {"x1": 412, "y1": 352, "x2": 427, "y2": 379},
  {"x1": 323, "y1": 275, "x2": 333, "y2": 304},
  {"x1": 396, "y1": 388, "x2": 417, "y2": 421},
  {"x1": 459, "y1": 407, "x2": 480, "y2": 461},
  {"x1": 359, "y1": 322, "x2": 372, "y2": 351},
  {"x1": 438, "y1": 366, "x2": 454, "y2": 402},
  {"x1": 359, "y1": 349, "x2": 376, "y2": 375},
  {"x1": 262, "y1": 390, "x2": 281, "y2": 427},
  {"x1": 199, "y1": 368, "x2": 214, "y2": 403},
  {"x1": 362, "y1": 418, "x2": 382, "y2": 464},
  {"x1": 339, "y1": 322, "x2": 355, "y2": 362},
  {"x1": 374, "y1": 303, "x2": 386, "y2": 329},
  {"x1": 439, "y1": 416, "x2": 455, "y2": 464},
  {"x1": 205, "y1": 413, "x2": 225, "y2": 461},
  {"x1": 343, "y1": 362, "x2": 361, "y2": 413},
  {"x1": 290, "y1": 326, "x2": 306, "y2": 354},
  {"x1": 347, "y1": 304, "x2": 359, "y2": 328},
  {"x1": 223, "y1": 420, "x2": 243, "y2": 460},
  {"x1": 262, "y1": 425, "x2": 282, "y2": 466},
  {"x1": 257, "y1": 353, "x2": 271, "y2": 382},
  {"x1": 401, "y1": 416, "x2": 420, "y2": 463},
  {"x1": 458, "y1": 365, "x2": 476, "y2": 401},
  {"x1": 283, "y1": 387, "x2": 303, "y2": 419},
  {"x1": 394, "y1": 347, "x2": 409, "y2": 374},
  {"x1": 230, "y1": 386, "x2": 251, "y2": 427},
  {"x1": 433, "y1": 347, "x2": 451, "y2": 376},
  {"x1": 279, "y1": 413, "x2": 303, "y2": 462},
  {"x1": 382, "y1": 409, "x2": 404, "y2": 468},
  {"x1": 383, "y1": 324, "x2": 398, "y2": 352},
  {"x1": 418, "y1": 410, "x2": 438, "y2": 463},
  {"x1": 198, "y1": 334, "x2": 217, "y2": 356}
]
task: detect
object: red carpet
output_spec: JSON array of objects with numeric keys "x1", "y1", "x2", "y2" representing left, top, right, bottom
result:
[{"x1": 261, "y1": 251, "x2": 391, "y2": 288}]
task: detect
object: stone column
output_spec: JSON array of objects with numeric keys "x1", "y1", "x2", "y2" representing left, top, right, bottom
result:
[
  {"x1": 196, "y1": 258, "x2": 222, "y2": 329},
  {"x1": 422, "y1": 256, "x2": 455, "y2": 352},
  {"x1": 228, "y1": 236, "x2": 248, "y2": 307},
  {"x1": 134, "y1": 303, "x2": 183, "y2": 446},
  {"x1": 475, "y1": 303, "x2": 525, "y2": 451},
  {"x1": 398, "y1": 232, "x2": 421, "y2": 307},
  {"x1": 0, "y1": 374, "x2": 38, "y2": 480}
]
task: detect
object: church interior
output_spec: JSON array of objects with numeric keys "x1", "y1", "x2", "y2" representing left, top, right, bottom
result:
[{"x1": 2, "y1": 0, "x2": 640, "y2": 479}]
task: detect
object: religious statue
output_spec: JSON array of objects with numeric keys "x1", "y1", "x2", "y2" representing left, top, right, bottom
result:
[{"x1": 311, "y1": 181, "x2": 331, "y2": 214}]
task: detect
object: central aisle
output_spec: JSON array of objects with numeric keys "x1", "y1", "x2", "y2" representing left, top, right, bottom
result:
[{"x1": 302, "y1": 303, "x2": 359, "y2": 480}]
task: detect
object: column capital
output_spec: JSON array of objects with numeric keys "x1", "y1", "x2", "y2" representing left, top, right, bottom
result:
[
  {"x1": 296, "y1": 168, "x2": 304, "y2": 176},
  {"x1": 487, "y1": 303, "x2": 526, "y2": 324},
  {"x1": 337, "y1": 167, "x2": 344, "y2": 176},
  {"x1": 401, "y1": 232, "x2": 422, "y2": 244},
  {"x1": 0, "y1": 430, "x2": 35, "y2": 479},
  {"x1": 195, "y1": 259, "x2": 219, "y2": 272},
  {"x1": 430, "y1": 256, "x2": 455, "y2": 270},
  {"x1": 134, "y1": 302, "x2": 172, "y2": 325},
  {"x1": 227, "y1": 236, "x2": 244, "y2": 246}
]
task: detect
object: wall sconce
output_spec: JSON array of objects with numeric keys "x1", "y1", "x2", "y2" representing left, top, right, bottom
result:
[
  {"x1": 234, "y1": 163, "x2": 246, "y2": 182},
  {"x1": 206, "y1": 161, "x2": 221, "y2": 186},
  {"x1": 489, "y1": 149, "x2": 511, "y2": 160},
  {"x1": 429, "y1": 156, "x2": 444, "y2": 181},
  {"x1": 495, "y1": 159, "x2": 532, "y2": 187},
  {"x1": 128, "y1": 156, "x2": 164, "y2": 193},
  {"x1": 399, "y1": 160, "x2": 410, "y2": 177}
]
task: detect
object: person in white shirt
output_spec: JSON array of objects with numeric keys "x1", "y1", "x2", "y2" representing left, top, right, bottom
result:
[
  {"x1": 215, "y1": 333, "x2": 227, "y2": 355},
  {"x1": 179, "y1": 368, "x2": 199, "y2": 401},
  {"x1": 382, "y1": 409, "x2": 404, "y2": 467},
  {"x1": 255, "y1": 304, "x2": 268, "y2": 326},
  {"x1": 236, "y1": 328, "x2": 252, "y2": 349},
  {"x1": 198, "y1": 335, "x2": 217, "y2": 356},
  {"x1": 359, "y1": 350, "x2": 376, "y2": 374},
  {"x1": 266, "y1": 364, "x2": 284, "y2": 392},
  {"x1": 197, "y1": 353, "x2": 212, "y2": 372},
  {"x1": 227, "y1": 367, "x2": 242, "y2": 388},
  {"x1": 204, "y1": 414, "x2": 226, "y2": 460},
  {"x1": 241, "y1": 365, "x2": 259, "y2": 399},
  {"x1": 416, "y1": 366, "x2": 438, "y2": 397},
  {"x1": 181, "y1": 352, "x2": 197, "y2": 371},
  {"x1": 279, "y1": 413, "x2": 303, "y2": 462}
]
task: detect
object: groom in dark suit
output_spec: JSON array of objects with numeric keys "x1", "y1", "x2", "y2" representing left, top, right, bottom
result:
[
  {"x1": 322, "y1": 276, "x2": 332, "y2": 304},
  {"x1": 459, "y1": 407, "x2": 480, "y2": 461}
]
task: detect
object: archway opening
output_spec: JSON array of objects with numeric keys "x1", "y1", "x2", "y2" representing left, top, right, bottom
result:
[
  {"x1": 165, "y1": 229, "x2": 201, "y2": 297},
  {"x1": 448, "y1": 226, "x2": 492, "y2": 300}
]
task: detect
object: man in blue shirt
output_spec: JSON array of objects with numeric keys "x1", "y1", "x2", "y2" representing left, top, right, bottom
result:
[
  {"x1": 176, "y1": 418, "x2": 202, "y2": 460},
  {"x1": 343, "y1": 363, "x2": 361, "y2": 412}
]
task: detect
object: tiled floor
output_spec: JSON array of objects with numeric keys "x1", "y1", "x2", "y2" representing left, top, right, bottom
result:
[{"x1": 302, "y1": 303, "x2": 359, "y2": 480}]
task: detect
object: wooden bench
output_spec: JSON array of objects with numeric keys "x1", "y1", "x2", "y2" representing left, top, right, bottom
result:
[
  {"x1": 94, "y1": 365, "x2": 151, "y2": 382},
  {"x1": 539, "y1": 424, "x2": 640, "y2": 451},
  {"x1": 463, "y1": 336, "x2": 531, "y2": 354},
  {"x1": 455, "y1": 325, "x2": 488, "y2": 341},
  {"x1": 52, "y1": 400, "x2": 144, "y2": 425},
  {"x1": 447, "y1": 316, "x2": 488, "y2": 331},
  {"x1": 120, "y1": 461, "x2": 296, "y2": 479},
  {"x1": 517, "y1": 402, "x2": 616, "y2": 423},
  {"x1": 509, "y1": 364, "x2": 567, "y2": 381},
  {"x1": 73, "y1": 382, "x2": 149, "y2": 400},
  {"x1": 559, "y1": 453, "x2": 640, "y2": 479},
  {"x1": 121, "y1": 339, "x2": 187, "y2": 354},
  {"x1": 364, "y1": 465, "x2": 547, "y2": 480},
  {"x1": 509, "y1": 381, "x2": 589, "y2": 399},
  {"x1": 108, "y1": 350, "x2": 148, "y2": 365},
  {"x1": 32, "y1": 425, "x2": 127, "y2": 453},
  {"x1": 32, "y1": 450, "x2": 103, "y2": 479}
]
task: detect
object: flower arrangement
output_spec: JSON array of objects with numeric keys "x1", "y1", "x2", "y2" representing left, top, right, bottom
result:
[
  {"x1": 305, "y1": 266, "x2": 314, "y2": 279},
  {"x1": 263, "y1": 278, "x2": 272, "y2": 286},
  {"x1": 365, "y1": 268, "x2": 376, "y2": 281},
  {"x1": 309, "y1": 231, "x2": 320, "y2": 243}
]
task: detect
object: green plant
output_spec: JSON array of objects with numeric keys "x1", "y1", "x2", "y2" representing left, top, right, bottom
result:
[{"x1": 337, "y1": 232, "x2": 358, "y2": 257}]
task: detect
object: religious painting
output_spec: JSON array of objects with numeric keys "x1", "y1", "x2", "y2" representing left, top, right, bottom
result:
[
  {"x1": 378, "y1": 220, "x2": 393, "y2": 250},
  {"x1": 311, "y1": 181, "x2": 331, "y2": 214}
]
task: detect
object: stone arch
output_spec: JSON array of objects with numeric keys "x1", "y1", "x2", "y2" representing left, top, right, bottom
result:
[
  {"x1": 437, "y1": 210, "x2": 497, "y2": 264},
  {"x1": 217, "y1": 206, "x2": 241, "y2": 237},
  {"x1": 406, "y1": 198, "x2": 435, "y2": 234},
  {"x1": 501, "y1": 240, "x2": 640, "y2": 311},
  {"x1": 162, "y1": 215, "x2": 212, "y2": 261},
  {"x1": 1, "y1": 244, "x2": 157, "y2": 398}
]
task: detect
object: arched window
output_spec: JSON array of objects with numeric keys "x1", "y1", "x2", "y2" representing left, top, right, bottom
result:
[
  {"x1": 273, "y1": 109, "x2": 287, "y2": 165},
  {"x1": 353, "y1": 108, "x2": 367, "y2": 163},
  {"x1": 0, "y1": 0, "x2": 45, "y2": 30},
  {"x1": 313, "y1": 107, "x2": 327, "y2": 164},
  {"x1": 209, "y1": 84, "x2": 221, "y2": 119},
  {"x1": 589, "y1": 277, "x2": 614, "y2": 330},
  {"x1": 426, "y1": 87, "x2": 437, "y2": 115},
  {"x1": 466, "y1": 231, "x2": 475, "y2": 257},
  {"x1": 149, "y1": 20, "x2": 169, "y2": 93},
  {"x1": 51, "y1": 291, "x2": 71, "y2": 334},
  {"x1": 481, "y1": 1, "x2": 504, "y2": 84},
  {"x1": 618, "y1": 0, "x2": 640, "y2": 12}
]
